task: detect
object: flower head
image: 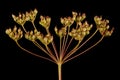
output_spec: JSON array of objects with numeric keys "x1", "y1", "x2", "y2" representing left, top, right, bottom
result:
[
  {"x1": 72, "y1": 12, "x2": 86, "y2": 24},
  {"x1": 69, "y1": 21, "x2": 92, "y2": 41},
  {"x1": 12, "y1": 9, "x2": 38, "y2": 26},
  {"x1": 43, "y1": 34, "x2": 53, "y2": 45},
  {"x1": 39, "y1": 15, "x2": 51, "y2": 29},
  {"x1": 25, "y1": 8, "x2": 38, "y2": 22},
  {"x1": 5, "y1": 26, "x2": 23, "y2": 41},
  {"x1": 60, "y1": 17, "x2": 74, "y2": 27},
  {"x1": 12, "y1": 13, "x2": 26, "y2": 26},
  {"x1": 25, "y1": 29, "x2": 41, "y2": 41},
  {"x1": 54, "y1": 26, "x2": 67, "y2": 37},
  {"x1": 94, "y1": 16, "x2": 114, "y2": 36}
]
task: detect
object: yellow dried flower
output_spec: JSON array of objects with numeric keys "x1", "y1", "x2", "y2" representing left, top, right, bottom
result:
[
  {"x1": 43, "y1": 34, "x2": 53, "y2": 45},
  {"x1": 94, "y1": 16, "x2": 114, "y2": 36},
  {"x1": 39, "y1": 15, "x2": 51, "y2": 29},
  {"x1": 54, "y1": 26, "x2": 67, "y2": 37},
  {"x1": 12, "y1": 13, "x2": 26, "y2": 26},
  {"x1": 5, "y1": 26, "x2": 23, "y2": 41},
  {"x1": 60, "y1": 17, "x2": 74, "y2": 27}
]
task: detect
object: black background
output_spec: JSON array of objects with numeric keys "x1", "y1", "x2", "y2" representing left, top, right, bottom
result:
[{"x1": 0, "y1": 0, "x2": 119, "y2": 80}]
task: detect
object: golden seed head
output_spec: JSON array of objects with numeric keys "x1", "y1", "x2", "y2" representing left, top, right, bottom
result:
[
  {"x1": 6, "y1": 26, "x2": 23, "y2": 41},
  {"x1": 94, "y1": 16, "x2": 114, "y2": 36},
  {"x1": 39, "y1": 15, "x2": 51, "y2": 29},
  {"x1": 12, "y1": 13, "x2": 26, "y2": 26},
  {"x1": 74, "y1": 13, "x2": 86, "y2": 24},
  {"x1": 54, "y1": 26, "x2": 67, "y2": 37},
  {"x1": 42, "y1": 34, "x2": 53, "y2": 45},
  {"x1": 12, "y1": 9, "x2": 38, "y2": 26},
  {"x1": 60, "y1": 17, "x2": 74, "y2": 27}
]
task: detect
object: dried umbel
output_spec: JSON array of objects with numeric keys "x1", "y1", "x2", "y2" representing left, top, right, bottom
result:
[
  {"x1": 6, "y1": 26, "x2": 23, "y2": 41},
  {"x1": 94, "y1": 16, "x2": 114, "y2": 36},
  {"x1": 69, "y1": 21, "x2": 93, "y2": 41},
  {"x1": 39, "y1": 15, "x2": 51, "y2": 30},
  {"x1": 5, "y1": 9, "x2": 114, "y2": 80},
  {"x1": 12, "y1": 9, "x2": 38, "y2": 32}
]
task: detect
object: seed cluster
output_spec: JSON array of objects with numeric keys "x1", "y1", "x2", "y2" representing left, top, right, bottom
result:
[
  {"x1": 69, "y1": 21, "x2": 93, "y2": 41},
  {"x1": 94, "y1": 16, "x2": 114, "y2": 36},
  {"x1": 55, "y1": 11, "x2": 86, "y2": 38},
  {"x1": 12, "y1": 9, "x2": 38, "y2": 26},
  {"x1": 5, "y1": 26, "x2": 23, "y2": 41},
  {"x1": 25, "y1": 30, "x2": 53, "y2": 45},
  {"x1": 54, "y1": 26, "x2": 67, "y2": 37},
  {"x1": 39, "y1": 16, "x2": 51, "y2": 29},
  {"x1": 72, "y1": 12, "x2": 86, "y2": 24}
]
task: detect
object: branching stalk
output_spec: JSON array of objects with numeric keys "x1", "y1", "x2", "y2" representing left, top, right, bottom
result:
[
  {"x1": 64, "y1": 36, "x2": 104, "y2": 63},
  {"x1": 52, "y1": 41, "x2": 59, "y2": 60},
  {"x1": 16, "y1": 41, "x2": 55, "y2": 63},
  {"x1": 32, "y1": 22, "x2": 37, "y2": 30},
  {"x1": 63, "y1": 29, "x2": 98, "y2": 62},
  {"x1": 45, "y1": 45, "x2": 58, "y2": 63}
]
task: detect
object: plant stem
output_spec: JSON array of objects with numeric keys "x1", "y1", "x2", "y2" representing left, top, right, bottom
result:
[
  {"x1": 32, "y1": 22, "x2": 37, "y2": 30},
  {"x1": 63, "y1": 36, "x2": 104, "y2": 63},
  {"x1": 21, "y1": 25, "x2": 27, "y2": 33},
  {"x1": 58, "y1": 63, "x2": 62, "y2": 80},
  {"x1": 16, "y1": 41, "x2": 55, "y2": 63}
]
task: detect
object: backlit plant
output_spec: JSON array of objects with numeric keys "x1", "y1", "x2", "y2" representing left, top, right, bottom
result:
[{"x1": 5, "y1": 9, "x2": 114, "y2": 80}]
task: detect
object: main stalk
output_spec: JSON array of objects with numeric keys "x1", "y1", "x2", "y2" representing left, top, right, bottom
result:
[{"x1": 58, "y1": 63, "x2": 62, "y2": 80}]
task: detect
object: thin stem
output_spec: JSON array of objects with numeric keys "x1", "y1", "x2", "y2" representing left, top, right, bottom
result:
[
  {"x1": 63, "y1": 36, "x2": 104, "y2": 64},
  {"x1": 77, "y1": 29, "x2": 98, "y2": 50},
  {"x1": 45, "y1": 28, "x2": 59, "y2": 59},
  {"x1": 21, "y1": 25, "x2": 27, "y2": 33},
  {"x1": 60, "y1": 37, "x2": 62, "y2": 54},
  {"x1": 62, "y1": 37, "x2": 73, "y2": 59},
  {"x1": 63, "y1": 40, "x2": 81, "y2": 61},
  {"x1": 63, "y1": 27, "x2": 70, "y2": 52},
  {"x1": 33, "y1": 41, "x2": 48, "y2": 54},
  {"x1": 52, "y1": 41, "x2": 59, "y2": 60},
  {"x1": 62, "y1": 24, "x2": 79, "y2": 59},
  {"x1": 15, "y1": 41, "x2": 55, "y2": 63},
  {"x1": 60, "y1": 27, "x2": 70, "y2": 60},
  {"x1": 43, "y1": 27, "x2": 58, "y2": 61},
  {"x1": 45, "y1": 27, "x2": 59, "y2": 60},
  {"x1": 34, "y1": 41, "x2": 58, "y2": 63},
  {"x1": 45, "y1": 45, "x2": 58, "y2": 63},
  {"x1": 59, "y1": 37, "x2": 62, "y2": 60},
  {"x1": 46, "y1": 28, "x2": 50, "y2": 34},
  {"x1": 32, "y1": 22, "x2": 37, "y2": 30},
  {"x1": 61, "y1": 36, "x2": 66, "y2": 57}
]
